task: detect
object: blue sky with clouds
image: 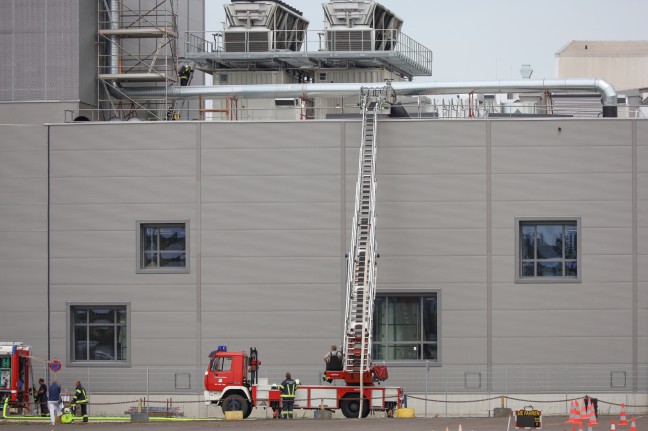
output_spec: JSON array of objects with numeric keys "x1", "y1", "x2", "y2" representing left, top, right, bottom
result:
[{"x1": 204, "y1": 0, "x2": 648, "y2": 82}]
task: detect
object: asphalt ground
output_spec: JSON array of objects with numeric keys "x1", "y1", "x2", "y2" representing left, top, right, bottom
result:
[{"x1": 0, "y1": 415, "x2": 645, "y2": 431}]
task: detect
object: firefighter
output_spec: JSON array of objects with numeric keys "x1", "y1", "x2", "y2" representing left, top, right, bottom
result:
[
  {"x1": 178, "y1": 64, "x2": 193, "y2": 86},
  {"x1": 270, "y1": 384, "x2": 282, "y2": 419},
  {"x1": 279, "y1": 372, "x2": 298, "y2": 419},
  {"x1": 71, "y1": 380, "x2": 88, "y2": 422}
]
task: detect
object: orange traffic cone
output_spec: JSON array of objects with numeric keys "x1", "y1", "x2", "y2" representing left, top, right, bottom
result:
[
  {"x1": 619, "y1": 403, "x2": 629, "y2": 426},
  {"x1": 575, "y1": 399, "x2": 582, "y2": 424},
  {"x1": 629, "y1": 417, "x2": 636, "y2": 431},
  {"x1": 589, "y1": 405, "x2": 599, "y2": 426},
  {"x1": 567, "y1": 400, "x2": 578, "y2": 424},
  {"x1": 611, "y1": 419, "x2": 617, "y2": 431},
  {"x1": 581, "y1": 398, "x2": 590, "y2": 421}
]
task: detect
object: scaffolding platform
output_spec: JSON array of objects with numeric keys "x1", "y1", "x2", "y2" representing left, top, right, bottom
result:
[{"x1": 98, "y1": 28, "x2": 178, "y2": 38}]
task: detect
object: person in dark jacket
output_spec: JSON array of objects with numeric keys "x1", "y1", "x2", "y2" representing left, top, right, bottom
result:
[
  {"x1": 279, "y1": 372, "x2": 298, "y2": 419},
  {"x1": 178, "y1": 64, "x2": 193, "y2": 86},
  {"x1": 71, "y1": 380, "x2": 89, "y2": 422},
  {"x1": 36, "y1": 378, "x2": 48, "y2": 417}
]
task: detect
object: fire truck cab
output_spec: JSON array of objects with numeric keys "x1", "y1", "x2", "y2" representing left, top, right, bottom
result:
[{"x1": 0, "y1": 342, "x2": 32, "y2": 411}]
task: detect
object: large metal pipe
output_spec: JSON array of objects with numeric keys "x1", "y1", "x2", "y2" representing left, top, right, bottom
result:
[
  {"x1": 113, "y1": 78, "x2": 619, "y2": 117},
  {"x1": 109, "y1": 0, "x2": 120, "y2": 75}
]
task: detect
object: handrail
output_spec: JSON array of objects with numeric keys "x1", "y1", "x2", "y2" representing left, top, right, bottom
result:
[{"x1": 184, "y1": 28, "x2": 432, "y2": 76}]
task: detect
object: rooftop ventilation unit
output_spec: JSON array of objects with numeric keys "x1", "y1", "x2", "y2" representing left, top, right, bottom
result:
[
  {"x1": 222, "y1": 0, "x2": 309, "y2": 52},
  {"x1": 323, "y1": 0, "x2": 403, "y2": 52}
]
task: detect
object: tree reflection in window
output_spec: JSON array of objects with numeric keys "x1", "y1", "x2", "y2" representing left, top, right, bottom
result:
[
  {"x1": 372, "y1": 294, "x2": 438, "y2": 361},
  {"x1": 72, "y1": 306, "x2": 127, "y2": 362},
  {"x1": 140, "y1": 223, "x2": 186, "y2": 269},
  {"x1": 520, "y1": 221, "x2": 578, "y2": 279}
]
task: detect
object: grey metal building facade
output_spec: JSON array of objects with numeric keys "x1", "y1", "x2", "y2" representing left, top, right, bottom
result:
[{"x1": 0, "y1": 118, "x2": 646, "y2": 410}]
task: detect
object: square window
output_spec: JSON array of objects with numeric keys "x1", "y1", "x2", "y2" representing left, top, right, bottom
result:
[
  {"x1": 137, "y1": 221, "x2": 189, "y2": 273},
  {"x1": 516, "y1": 218, "x2": 580, "y2": 283},
  {"x1": 372, "y1": 293, "x2": 439, "y2": 362},
  {"x1": 70, "y1": 304, "x2": 129, "y2": 365}
]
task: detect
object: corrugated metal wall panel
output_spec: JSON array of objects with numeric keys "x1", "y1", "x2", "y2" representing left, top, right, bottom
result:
[{"x1": 2, "y1": 0, "x2": 80, "y2": 101}]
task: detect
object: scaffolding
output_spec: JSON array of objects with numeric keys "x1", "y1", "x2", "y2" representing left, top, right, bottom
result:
[{"x1": 97, "y1": 0, "x2": 180, "y2": 121}]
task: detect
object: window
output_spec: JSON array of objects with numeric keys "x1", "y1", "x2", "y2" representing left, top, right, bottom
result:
[
  {"x1": 70, "y1": 305, "x2": 128, "y2": 364},
  {"x1": 137, "y1": 221, "x2": 189, "y2": 273},
  {"x1": 372, "y1": 294, "x2": 438, "y2": 361},
  {"x1": 516, "y1": 218, "x2": 580, "y2": 282},
  {"x1": 211, "y1": 357, "x2": 232, "y2": 372}
]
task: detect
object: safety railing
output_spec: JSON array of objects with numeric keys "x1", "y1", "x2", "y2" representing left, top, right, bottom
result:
[
  {"x1": 184, "y1": 29, "x2": 432, "y2": 75},
  {"x1": 20, "y1": 364, "x2": 648, "y2": 418},
  {"x1": 30, "y1": 364, "x2": 648, "y2": 397},
  {"x1": 63, "y1": 101, "x2": 646, "y2": 123}
]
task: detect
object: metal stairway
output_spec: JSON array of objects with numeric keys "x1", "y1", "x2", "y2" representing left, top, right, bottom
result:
[{"x1": 343, "y1": 87, "x2": 385, "y2": 375}]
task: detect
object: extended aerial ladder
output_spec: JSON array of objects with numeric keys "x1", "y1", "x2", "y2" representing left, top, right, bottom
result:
[{"x1": 325, "y1": 84, "x2": 392, "y2": 388}]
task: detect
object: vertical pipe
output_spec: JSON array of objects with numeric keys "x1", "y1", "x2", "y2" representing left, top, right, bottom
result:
[
  {"x1": 146, "y1": 368, "x2": 149, "y2": 410},
  {"x1": 109, "y1": 0, "x2": 120, "y2": 76},
  {"x1": 425, "y1": 360, "x2": 429, "y2": 418}
]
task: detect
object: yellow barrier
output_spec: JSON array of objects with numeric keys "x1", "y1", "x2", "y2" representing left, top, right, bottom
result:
[
  {"x1": 224, "y1": 411, "x2": 243, "y2": 421},
  {"x1": 396, "y1": 408, "x2": 415, "y2": 418}
]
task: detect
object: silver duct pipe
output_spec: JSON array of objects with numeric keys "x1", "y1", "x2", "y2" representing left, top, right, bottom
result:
[
  {"x1": 109, "y1": 0, "x2": 120, "y2": 76},
  {"x1": 114, "y1": 78, "x2": 618, "y2": 115}
]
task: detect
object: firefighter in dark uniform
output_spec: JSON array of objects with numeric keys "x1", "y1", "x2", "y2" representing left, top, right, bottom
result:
[
  {"x1": 178, "y1": 64, "x2": 193, "y2": 86},
  {"x1": 279, "y1": 372, "x2": 298, "y2": 419},
  {"x1": 71, "y1": 380, "x2": 89, "y2": 422}
]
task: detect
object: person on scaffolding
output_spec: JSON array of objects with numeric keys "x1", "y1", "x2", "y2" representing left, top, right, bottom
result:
[{"x1": 178, "y1": 63, "x2": 193, "y2": 86}]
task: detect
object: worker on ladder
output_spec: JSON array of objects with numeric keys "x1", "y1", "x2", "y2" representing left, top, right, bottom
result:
[{"x1": 178, "y1": 63, "x2": 193, "y2": 86}]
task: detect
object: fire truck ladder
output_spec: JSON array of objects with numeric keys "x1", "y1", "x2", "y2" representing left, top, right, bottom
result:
[{"x1": 343, "y1": 86, "x2": 385, "y2": 376}]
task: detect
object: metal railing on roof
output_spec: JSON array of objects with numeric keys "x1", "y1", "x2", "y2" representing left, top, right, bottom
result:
[{"x1": 184, "y1": 29, "x2": 433, "y2": 77}]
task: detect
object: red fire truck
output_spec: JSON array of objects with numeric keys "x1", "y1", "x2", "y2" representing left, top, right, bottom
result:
[
  {"x1": 0, "y1": 343, "x2": 32, "y2": 410},
  {"x1": 203, "y1": 347, "x2": 401, "y2": 418},
  {"x1": 204, "y1": 88, "x2": 403, "y2": 419}
]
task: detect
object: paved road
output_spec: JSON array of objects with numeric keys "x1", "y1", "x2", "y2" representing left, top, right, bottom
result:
[{"x1": 0, "y1": 415, "x2": 644, "y2": 431}]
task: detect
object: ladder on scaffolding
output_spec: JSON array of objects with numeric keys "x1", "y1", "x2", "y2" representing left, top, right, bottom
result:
[{"x1": 343, "y1": 86, "x2": 386, "y2": 377}]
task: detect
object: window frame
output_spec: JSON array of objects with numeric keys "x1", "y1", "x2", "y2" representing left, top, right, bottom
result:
[
  {"x1": 372, "y1": 291, "x2": 440, "y2": 366},
  {"x1": 66, "y1": 302, "x2": 131, "y2": 367},
  {"x1": 515, "y1": 217, "x2": 581, "y2": 283},
  {"x1": 136, "y1": 220, "x2": 190, "y2": 274}
]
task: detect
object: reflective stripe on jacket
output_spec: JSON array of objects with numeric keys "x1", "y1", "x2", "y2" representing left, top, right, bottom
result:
[
  {"x1": 279, "y1": 379, "x2": 297, "y2": 398},
  {"x1": 72, "y1": 386, "x2": 88, "y2": 404}
]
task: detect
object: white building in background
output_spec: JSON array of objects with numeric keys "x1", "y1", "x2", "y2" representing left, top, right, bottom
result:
[{"x1": 556, "y1": 40, "x2": 648, "y2": 92}]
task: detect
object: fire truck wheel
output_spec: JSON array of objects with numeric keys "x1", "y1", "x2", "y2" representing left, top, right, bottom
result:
[
  {"x1": 340, "y1": 393, "x2": 370, "y2": 418},
  {"x1": 221, "y1": 394, "x2": 249, "y2": 417}
]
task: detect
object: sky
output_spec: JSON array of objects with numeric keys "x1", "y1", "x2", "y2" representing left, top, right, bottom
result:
[{"x1": 203, "y1": 0, "x2": 648, "y2": 82}]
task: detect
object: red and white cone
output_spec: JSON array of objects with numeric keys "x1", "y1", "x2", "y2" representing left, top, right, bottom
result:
[
  {"x1": 619, "y1": 403, "x2": 629, "y2": 426},
  {"x1": 566, "y1": 400, "x2": 578, "y2": 424},
  {"x1": 629, "y1": 417, "x2": 636, "y2": 431},
  {"x1": 589, "y1": 405, "x2": 599, "y2": 426},
  {"x1": 611, "y1": 419, "x2": 617, "y2": 431},
  {"x1": 581, "y1": 398, "x2": 590, "y2": 421}
]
